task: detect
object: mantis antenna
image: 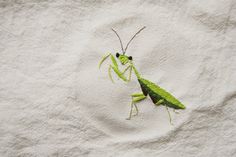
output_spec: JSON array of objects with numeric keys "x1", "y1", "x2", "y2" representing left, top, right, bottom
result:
[
  {"x1": 111, "y1": 28, "x2": 125, "y2": 54},
  {"x1": 124, "y1": 26, "x2": 146, "y2": 54}
]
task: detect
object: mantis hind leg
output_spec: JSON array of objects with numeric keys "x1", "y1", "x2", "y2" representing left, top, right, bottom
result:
[
  {"x1": 155, "y1": 100, "x2": 173, "y2": 125},
  {"x1": 165, "y1": 104, "x2": 173, "y2": 125},
  {"x1": 173, "y1": 109, "x2": 179, "y2": 114},
  {"x1": 126, "y1": 93, "x2": 146, "y2": 120}
]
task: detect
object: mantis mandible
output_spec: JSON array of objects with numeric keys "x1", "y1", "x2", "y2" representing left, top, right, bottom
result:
[{"x1": 98, "y1": 26, "x2": 186, "y2": 124}]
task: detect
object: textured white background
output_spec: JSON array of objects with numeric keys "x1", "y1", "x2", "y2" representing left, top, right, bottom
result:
[{"x1": 0, "y1": 0, "x2": 236, "y2": 157}]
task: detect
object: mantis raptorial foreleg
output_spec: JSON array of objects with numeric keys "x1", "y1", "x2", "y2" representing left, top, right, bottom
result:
[
  {"x1": 99, "y1": 53, "x2": 111, "y2": 69},
  {"x1": 108, "y1": 65, "x2": 114, "y2": 82},
  {"x1": 120, "y1": 65, "x2": 132, "y2": 82},
  {"x1": 99, "y1": 53, "x2": 132, "y2": 83},
  {"x1": 121, "y1": 65, "x2": 130, "y2": 74},
  {"x1": 126, "y1": 93, "x2": 146, "y2": 120},
  {"x1": 128, "y1": 66, "x2": 132, "y2": 82},
  {"x1": 111, "y1": 65, "x2": 128, "y2": 82}
]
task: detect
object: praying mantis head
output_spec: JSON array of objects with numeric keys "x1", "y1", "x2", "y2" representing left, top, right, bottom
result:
[
  {"x1": 115, "y1": 53, "x2": 132, "y2": 65},
  {"x1": 99, "y1": 27, "x2": 145, "y2": 81},
  {"x1": 112, "y1": 26, "x2": 146, "y2": 66}
]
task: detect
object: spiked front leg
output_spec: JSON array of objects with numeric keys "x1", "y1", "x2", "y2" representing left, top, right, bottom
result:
[
  {"x1": 99, "y1": 53, "x2": 111, "y2": 69},
  {"x1": 111, "y1": 65, "x2": 128, "y2": 82},
  {"x1": 121, "y1": 65, "x2": 132, "y2": 82},
  {"x1": 99, "y1": 53, "x2": 132, "y2": 83}
]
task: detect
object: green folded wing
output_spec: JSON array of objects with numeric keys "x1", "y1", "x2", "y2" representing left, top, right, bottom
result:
[{"x1": 138, "y1": 78, "x2": 186, "y2": 109}]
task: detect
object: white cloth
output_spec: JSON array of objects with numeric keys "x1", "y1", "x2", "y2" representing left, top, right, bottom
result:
[{"x1": 0, "y1": 0, "x2": 236, "y2": 156}]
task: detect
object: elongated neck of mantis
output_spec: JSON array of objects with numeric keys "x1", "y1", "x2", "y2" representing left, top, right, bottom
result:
[{"x1": 131, "y1": 63, "x2": 141, "y2": 79}]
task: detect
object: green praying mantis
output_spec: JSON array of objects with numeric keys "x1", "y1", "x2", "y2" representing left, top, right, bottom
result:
[{"x1": 99, "y1": 26, "x2": 186, "y2": 124}]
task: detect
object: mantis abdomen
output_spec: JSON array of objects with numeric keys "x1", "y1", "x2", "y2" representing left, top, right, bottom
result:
[{"x1": 138, "y1": 78, "x2": 185, "y2": 109}]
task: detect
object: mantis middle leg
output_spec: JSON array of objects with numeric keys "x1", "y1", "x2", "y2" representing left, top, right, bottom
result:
[{"x1": 126, "y1": 93, "x2": 147, "y2": 120}]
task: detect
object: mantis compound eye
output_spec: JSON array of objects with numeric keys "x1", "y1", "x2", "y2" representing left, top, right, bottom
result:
[
  {"x1": 116, "y1": 53, "x2": 120, "y2": 58},
  {"x1": 128, "y1": 56, "x2": 132, "y2": 60}
]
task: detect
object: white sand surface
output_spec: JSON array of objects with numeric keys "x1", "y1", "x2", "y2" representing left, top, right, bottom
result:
[{"x1": 1, "y1": 0, "x2": 236, "y2": 156}]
